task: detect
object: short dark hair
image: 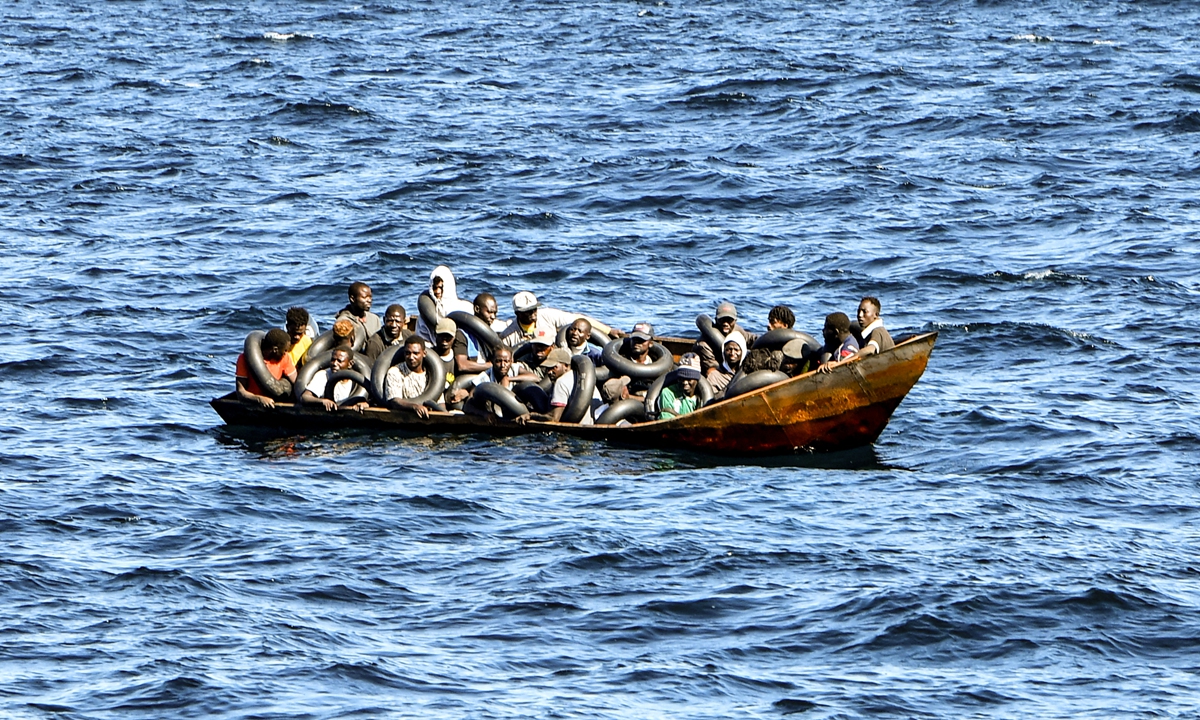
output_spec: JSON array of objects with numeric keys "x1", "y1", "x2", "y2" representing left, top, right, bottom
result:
[
  {"x1": 404, "y1": 336, "x2": 426, "y2": 349},
  {"x1": 286, "y1": 307, "x2": 309, "y2": 328},
  {"x1": 331, "y1": 346, "x2": 353, "y2": 360},
  {"x1": 348, "y1": 281, "x2": 370, "y2": 297},
  {"x1": 263, "y1": 328, "x2": 291, "y2": 353},
  {"x1": 385, "y1": 304, "x2": 406, "y2": 317},
  {"x1": 768, "y1": 305, "x2": 795, "y2": 329},
  {"x1": 861, "y1": 296, "x2": 881, "y2": 314},
  {"x1": 474, "y1": 292, "x2": 495, "y2": 307},
  {"x1": 826, "y1": 312, "x2": 851, "y2": 333}
]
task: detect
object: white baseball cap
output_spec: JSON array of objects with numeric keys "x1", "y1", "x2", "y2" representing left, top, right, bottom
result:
[{"x1": 513, "y1": 291, "x2": 539, "y2": 313}]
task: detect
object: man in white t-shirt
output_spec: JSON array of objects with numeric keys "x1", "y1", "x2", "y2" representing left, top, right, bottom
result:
[
  {"x1": 301, "y1": 347, "x2": 368, "y2": 413},
  {"x1": 498, "y1": 291, "x2": 621, "y2": 347}
]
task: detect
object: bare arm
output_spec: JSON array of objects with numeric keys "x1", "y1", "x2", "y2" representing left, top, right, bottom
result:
[{"x1": 236, "y1": 377, "x2": 275, "y2": 408}]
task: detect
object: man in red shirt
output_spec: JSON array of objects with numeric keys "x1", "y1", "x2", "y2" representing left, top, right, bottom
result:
[{"x1": 235, "y1": 329, "x2": 297, "y2": 409}]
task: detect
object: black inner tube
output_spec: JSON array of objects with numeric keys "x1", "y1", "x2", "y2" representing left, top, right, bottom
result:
[
  {"x1": 446, "y1": 371, "x2": 482, "y2": 410},
  {"x1": 560, "y1": 354, "x2": 597, "y2": 424},
  {"x1": 243, "y1": 331, "x2": 293, "y2": 401},
  {"x1": 644, "y1": 371, "x2": 714, "y2": 417},
  {"x1": 305, "y1": 326, "x2": 365, "y2": 363},
  {"x1": 595, "y1": 398, "x2": 647, "y2": 425},
  {"x1": 417, "y1": 292, "x2": 438, "y2": 337},
  {"x1": 753, "y1": 328, "x2": 821, "y2": 356},
  {"x1": 696, "y1": 314, "x2": 726, "y2": 358},
  {"x1": 471, "y1": 381, "x2": 529, "y2": 420},
  {"x1": 328, "y1": 369, "x2": 370, "y2": 405},
  {"x1": 723, "y1": 370, "x2": 790, "y2": 400},
  {"x1": 600, "y1": 339, "x2": 673, "y2": 381},
  {"x1": 448, "y1": 310, "x2": 501, "y2": 361},
  {"x1": 294, "y1": 351, "x2": 373, "y2": 403},
  {"x1": 370, "y1": 343, "x2": 446, "y2": 406}
]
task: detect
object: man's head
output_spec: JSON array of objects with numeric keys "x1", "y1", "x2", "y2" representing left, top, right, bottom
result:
[
  {"x1": 348, "y1": 282, "x2": 372, "y2": 313},
  {"x1": 723, "y1": 331, "x2": 746, "y2": 369},
  {"x1": 824, "y1": 312, "x2": 852, "y2": 344},
  {"x1": 629, "y1": 322, "x2": 654, "y2": 358},
  {"x1": 528, "y1": 326, "x2": 555, "y2": 362},
  {"x1": 676, "y1": 352, "x2": 701, "y2": 397},
  {"x1": 767, "y1": 305, "x2": 795, "y2": 330},
  {"x1": 857, "y1": 297, "x2": 881, "y2": 328},
  {"x1": 430, "y1": 275, "x2": 444, "y2": 300},
  {"x1": 565, "y1": 318, "x2": 592, "y2": 349},
  {"x1": 491, "y1": 345, "x2": 514, "y2": 376},
  {"x1": 383, "y1": 304, "x2": 407, "y2": 340},
  {"x1": 513, "y1": 291, "x2": 539, "y2": 327},
  {"x1": 474, "y1": 293, "x2": 498, "y2": 325},
  {"x1": 780, "y1": 339, "x2": 809, "y2": 376},
  {"x1": 333, "y1": 318, "x2": 356, "y2": 348},
  {"x1": 434, "y1": 318, "x2": 457, "y2": 356},
  {"x1": 330, "y1": 346, "x2": 353, "y2": 372},
  {"x1": 285, "y1": 307, "x2": 310, "y2": 344},
  {"x1": 540, "y1": 347, "x2": 572, "y2": 381},
  {"x1": 261, "y1": 328, "x2": 291, "y2": 362},
  {"x1": 601, "y1": 376, "x2": 631, "y2": 404},
  {"x1": 715, "y1": 301, "x2": 738, "y2": 335},
  {"x1": 402, "y1": 336, "x2": 427, "y2": 371}
]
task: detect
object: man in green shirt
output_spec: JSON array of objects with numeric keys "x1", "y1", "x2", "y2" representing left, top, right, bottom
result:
[{"x1": 660, "y1": 353, "x2": 703, "y2": 419}]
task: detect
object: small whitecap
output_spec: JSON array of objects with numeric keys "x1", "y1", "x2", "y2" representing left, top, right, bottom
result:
[
  {"x1": 1010, "y1": 33, "x2": 1053, "y2": 42},
  {"x1": 1024, "y1": 269, "x2": 1054, "y2": 280},
  {"x1": 1092, "y1": 40, "x2": 1116, "y2": 46},
  {"x1": 263, "y1": 31, "x2": 311, "y2": 42}
]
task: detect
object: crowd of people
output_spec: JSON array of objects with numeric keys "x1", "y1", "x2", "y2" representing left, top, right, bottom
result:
[{"x1": 234, "y1": 266, "x2": 895, "y2": 425}]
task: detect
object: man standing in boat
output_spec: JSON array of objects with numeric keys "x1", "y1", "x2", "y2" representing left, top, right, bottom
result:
[
  {"x1": 335, "y1": 281, "x2": 381, "y2": 337},
  {"x1": 499, "y1": 291, "x2": 620, "y2": 347}
]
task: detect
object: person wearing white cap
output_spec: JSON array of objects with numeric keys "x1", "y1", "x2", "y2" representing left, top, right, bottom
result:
[
  {"x1": 498, "y1": 290, "x2": 619, "y2": 347},
  {"x1": 613, "y1": 321, "x2": 657, "y2": 396},
  {"x1": 692, "y1": 301, "x2": 758, "y2": 377}
]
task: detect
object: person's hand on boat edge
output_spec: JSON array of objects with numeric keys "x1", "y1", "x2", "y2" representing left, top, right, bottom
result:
[{"x1": 254, "y1": 395, "x2": 276, "y2": 409}]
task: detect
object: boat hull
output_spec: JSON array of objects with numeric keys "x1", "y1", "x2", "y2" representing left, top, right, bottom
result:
[{"x1": 211, "y1": 332, "x2": 937, "y2": 456}]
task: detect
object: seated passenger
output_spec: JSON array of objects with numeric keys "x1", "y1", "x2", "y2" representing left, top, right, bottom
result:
[
  {"x1": 692, "y1": 301, "x2": 758, "y2": 376},
  {"x1": 300, "y1": 346, "x2": 368, "y2": 413},
  {"x1": 780, "y1": 339, "x2": 814, "y2": 377},
  {"x1": 285, "y1": 307, "x2": 314, "y2": 366},
  {"x1": 364, "y1": 304, "x2": 413, "y2": 363},
  {"x1": 707, "y1": 331, "x2": 747, "y2": 397},
  {"x1": 384, "y1": 336, "x2": 432, "y2": 418},
  {"x1": 498, "y1": 291, "x2": 618, "y2": 347},
  {"x1": 593, "y1": 376, "x2": 631, "y2": 420},
  {"x1": 335, "y1": 281, "x2": 381, "y2": 337},
  {"x1": 465, "y1": 345, "x2": 540, "y2": 418},
  {"x1": 454, "y1": 292, "x2": 509, "y2": 372},
  {"x1": 854, "y1": 296, "x2": 895, "y2": 358},
  {"x1": 741, "y1": 347, "x2": 783, "y2": 374},
  {"x1": 561, "y1": 317, "x2": 604, "y2": 366},
  {"x1": 614, "y1": 322, "x2": 657, "y2": 396},
  {"x1": 767, "y1": 304, "x2": 796, "y2": 330},
  {"x1": 518, "y1": 348, "x2": 595, "y2": 425},
  {"x1": 659, "y1": 353, "x2": 703, "y2": 419},
  {"x1": 817, "y1": 312, "x2": 860, "y2": 373},
  {"x1": 415, "y1": 266, "x2": 473, "y2": 342},
  {"x1": 235, "y1": 328, "x2": 297, "y2": 409}
]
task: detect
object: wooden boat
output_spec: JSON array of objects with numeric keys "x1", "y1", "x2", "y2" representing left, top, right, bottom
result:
[{"x1": 211, "y1": 332, "x2": 936, "y2": 456}]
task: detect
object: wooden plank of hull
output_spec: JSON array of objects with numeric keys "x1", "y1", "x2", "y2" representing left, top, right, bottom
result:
[{"x1": 211, "y1": 332, "x2": 936, "y2": 455}]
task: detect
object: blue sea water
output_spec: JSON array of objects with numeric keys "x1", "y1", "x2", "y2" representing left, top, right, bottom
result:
[{"x1": 2, "y1": 0, "x2": 1199, "y2": 717}]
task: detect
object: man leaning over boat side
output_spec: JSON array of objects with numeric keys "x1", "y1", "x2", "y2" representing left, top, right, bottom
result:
[
  {"x1": 384, "y1": 336, "x2": 432, "y2": 419},
  {"x1": 692, "y1": 301, "x2": 758, "y2": 377},
  {"x1": 817, "y1": 312, "x2": 860, "y2": 374},
  {"x1": 300, "y1": 346, "x2": 368, "y2": 413},
  {"x1": 364, "y1": 304, "x2": 413, "y2": 364},
  {"x1": 498, "y1": 291, "x2": 620, "y2": 347},
  {"x1": 335, "y1": 281, "x2": 382, "y2": 337},
  {"x1": 235, "y1": 328, "x2": 297, "y2": 409}
]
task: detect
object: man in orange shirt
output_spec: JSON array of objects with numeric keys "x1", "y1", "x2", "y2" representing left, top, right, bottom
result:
[{"x1": 235, "y1": 329, "x2": 297, "y2": 409}]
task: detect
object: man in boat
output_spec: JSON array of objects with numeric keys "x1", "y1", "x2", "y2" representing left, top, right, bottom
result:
[
  {"x1": 593, "y1": 376, "x2": 631, "y2": 420},
  {"x1": 384, "y1": 336, "x2": 432, "y2": 419},
  {"x1": 853, "y1": 296, "x2": 894, "y2": 358},
  {"x1": 561, "y1": 317, "x2": 604, "y2": 366},
  {"x1": 285, "y1": 307, "x2": 315, "y2": 366},
  {"x1": 235, "y1": 328, "x2": 297, "y2": 409},
  {"x1": 331, "y1": 318, "x2": 356, "y2": 349},
  {"x1": 363, "y1": 304, "x2": 413, "y2": 363},
  {"x1": 499, "y1": 291, "x2": 619, "y2": 347},
  {"x1": 335, "y1": 281, "x2": 381, "y2": 337},
  {"x1": 817, "y1": 312, "x2": 860, "y2": 372},
  {"x1": 451, "y1": 296, "x2": 500, "y2": 376},
  {"x1": 707, "y1": 331, "x2": 747, "y2": 397},
  {"x1": 464, "y1": 344, "x2": 540, "y2": 418},
  {"x1": 767, "y1": 304, "x2": 795, "y2": 330},
  {"x1": 693, "y1": 301, "x2": 758, "y2": 376},
  {"x1": 431, "y1": 318, "x2": 465, "y2": 404},
  {"x1": 613, "y1": 322, "x2": 658, "y2": 396},
  {"x1": 300, "y1": 346, "x2": 369, "y2": 413},
  {"x1": 779, "y1": 338, "x2": 814, "y2": 377},
  {"x1": 659, "y1": 353, "x2": 703, "y2": 419},
  {"x1": 517, "y1": 348, "x2": 595, "y2": 425},
  {"x1": 740, "y1": 346, "x2": 783, "y2": 374}
]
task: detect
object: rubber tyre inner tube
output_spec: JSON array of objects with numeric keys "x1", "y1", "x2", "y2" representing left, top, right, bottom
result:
[
  {"x1": 600, "y1": 339, "x2": 673, "y2": 381},
  {"x1": 243, "y1": 331, "x2": 293, "y2": 401},
  {"x1": 752, "y1": 328, "x2": 821, "y2": 356},
  {"x1": 448, "y1": 310, "x2": 501, "y2": 360},
  {"x1": 305, "y1": 326, "x2": 365, "y2": 363},
  {"x1": 560, "y1": 354, "x2": 597, "y2": 424},
  {"x1": 644, "y1": 372, "x2": 714, "y2": 417},
  {"x1": 446, "y1": 371, "x2": 482, "y2": 411},
  {"x1": 595, "y1": 398, "x2": 647, "y2": 425},
  {"x1": 555, "y1": 324, "x2": 608, "y2": 351},
  {"x1": 723, "y1": 370, "x2": 789, "y2": 400},
  {"x1": 417, "y1": 292, "x2": 438, "y2": 337},
  {"x1": 696, "y1": 314, "x2": 726, "y2": 357},
  {"x1": 472, "y1": 381, "x2": 529, "y2": 420},
  {"x1": 369, "y1": 344, "x2": 446, "y2": 406},
  {"x1": 294, "y1": 351, "x2": 373, "y2": 403},
  {"x1": 328, "y1": 369, "x2": 370, "y2": 406}
]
